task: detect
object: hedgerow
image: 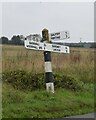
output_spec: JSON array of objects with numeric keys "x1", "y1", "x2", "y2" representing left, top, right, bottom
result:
[{"x1": 2, "y1": 70, "x2": 84, "y2": 91}]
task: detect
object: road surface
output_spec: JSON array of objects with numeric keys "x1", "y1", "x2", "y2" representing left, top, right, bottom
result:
[
  {"x1": 49, "y1": 113, "x2": 95, "y2": 120},
  {"x1": 66, "y1": 113, "x2": 95, "y2": 118}
]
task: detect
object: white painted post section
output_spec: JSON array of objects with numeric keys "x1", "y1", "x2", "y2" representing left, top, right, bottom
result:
[{"x1": 46, "y1": 83, "x2": 54, "y2": 93}]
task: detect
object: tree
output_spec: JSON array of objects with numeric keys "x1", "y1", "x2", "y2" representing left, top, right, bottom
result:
[
  {"x1": 0, "y1": 36, "x2": 9, "y2": 44},
  {"x1": 0, "y1": 38, "x2": 1, "y2": 44},
  {"x1": 11, "y1": 35, "x2": 21, "y2": 45}
]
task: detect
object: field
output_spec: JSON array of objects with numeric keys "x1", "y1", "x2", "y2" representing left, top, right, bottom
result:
[
  {"x1": 2, "y1": 45, "x2": 95, "y2": 83},
  {"x1": 1, "y1": 45, "x2": 95, "y2": 118}
]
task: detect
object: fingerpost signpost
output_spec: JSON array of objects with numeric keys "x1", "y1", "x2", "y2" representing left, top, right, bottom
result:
[{"x1": 24, "y1": 28, "x2": 70, "y2": 93}]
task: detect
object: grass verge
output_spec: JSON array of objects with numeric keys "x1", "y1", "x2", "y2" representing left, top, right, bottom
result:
[{"x1": 2, "y1": 83, "x2": 94, "y2": 118}]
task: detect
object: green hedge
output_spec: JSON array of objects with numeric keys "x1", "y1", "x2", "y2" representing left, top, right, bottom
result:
[{"x1": 2, "y1": 70, "x2": 84, "y2": 91}]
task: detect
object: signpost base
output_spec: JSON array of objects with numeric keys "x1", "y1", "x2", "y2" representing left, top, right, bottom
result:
[{"x1": 46, "y1": 83, "x2": 54, "y2": 93}]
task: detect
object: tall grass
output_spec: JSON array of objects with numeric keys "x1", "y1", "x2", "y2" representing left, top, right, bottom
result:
[{"x1": 2, "y1": 45, "x2": 95, "y2": 83}]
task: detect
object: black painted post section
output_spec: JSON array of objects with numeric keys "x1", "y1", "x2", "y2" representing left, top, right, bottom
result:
[{"x1": 42, "y1": 29, "x2": 54, "y2": 93}]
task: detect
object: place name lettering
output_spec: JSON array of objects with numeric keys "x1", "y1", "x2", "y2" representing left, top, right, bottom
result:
[
  {"x1": 39, "y1": 46, "x2": 42, "y2": 49},
  {"x1": 51, "y1": 36, "x2": 60, "y2": 39},
  {"x1": 27, "y1": 45, "x2": 37, "y2": 49},
  {"x1": 53, "y1": 49, "x2": 61, "y2": 52},
  {"x1": 52, "y1": 45, "x2": 60, "y2": 48},
  {"x1": 51, "y1": 32, "x2": 60, "y2": 36},
  {"x1": 29, "y1": 42, "x2": 39, "y2": 46}
]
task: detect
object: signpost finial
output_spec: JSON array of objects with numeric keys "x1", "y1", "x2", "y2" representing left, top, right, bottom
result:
[{"x1": 42, "y1": 28, "x2": 50, "y2": 43}]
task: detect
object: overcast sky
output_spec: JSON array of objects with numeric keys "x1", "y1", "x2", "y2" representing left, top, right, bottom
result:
[{"x1": 1, "y1": 2, "x2": 94, "y2": 42}]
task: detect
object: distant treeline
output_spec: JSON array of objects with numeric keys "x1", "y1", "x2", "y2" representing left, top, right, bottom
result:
[
  {"x1": 0, "y1": 35, "x2": 96, "y2": 48},
  {"x1": 53, "y1": 42, "x2": 96, "y2": 48},
  {"x1": 65, "y1": 42, "x2": 96, "y2": 48},
  {"x1": 0, "y1": 35, "x2": 24, "y2": 45}
]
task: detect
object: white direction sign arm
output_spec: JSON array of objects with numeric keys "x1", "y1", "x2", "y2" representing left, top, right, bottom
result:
[
  {"x1": 49, "y1": 31, "x2": 70, "y2": 41},
  {"x1": 25, "y1": 40, "x2": 70, "y2": 53}
]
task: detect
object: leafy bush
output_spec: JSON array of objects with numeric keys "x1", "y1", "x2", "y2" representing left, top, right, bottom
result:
[
  {"x1": 2, "y1": 70, "x2": 84, "y2": 91},
  {"x1": 3, "y1": 70, "x2": 45, "y2": 90},
  {"x1": 53, "y1": 74, "x2": 84, "y2": 91}
]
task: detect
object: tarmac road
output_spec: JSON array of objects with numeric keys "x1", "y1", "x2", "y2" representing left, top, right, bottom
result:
[
  {"x1": 66, "y1": 113, "x2": 95, "y2": 118},
  {"x1": 49, "y1": 113, "x2": 96, "y2": 120}
]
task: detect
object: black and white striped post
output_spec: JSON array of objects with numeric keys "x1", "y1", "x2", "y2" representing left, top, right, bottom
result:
[{"x1": 42, "y1": 29, "x2": 54, "y2": 93}]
